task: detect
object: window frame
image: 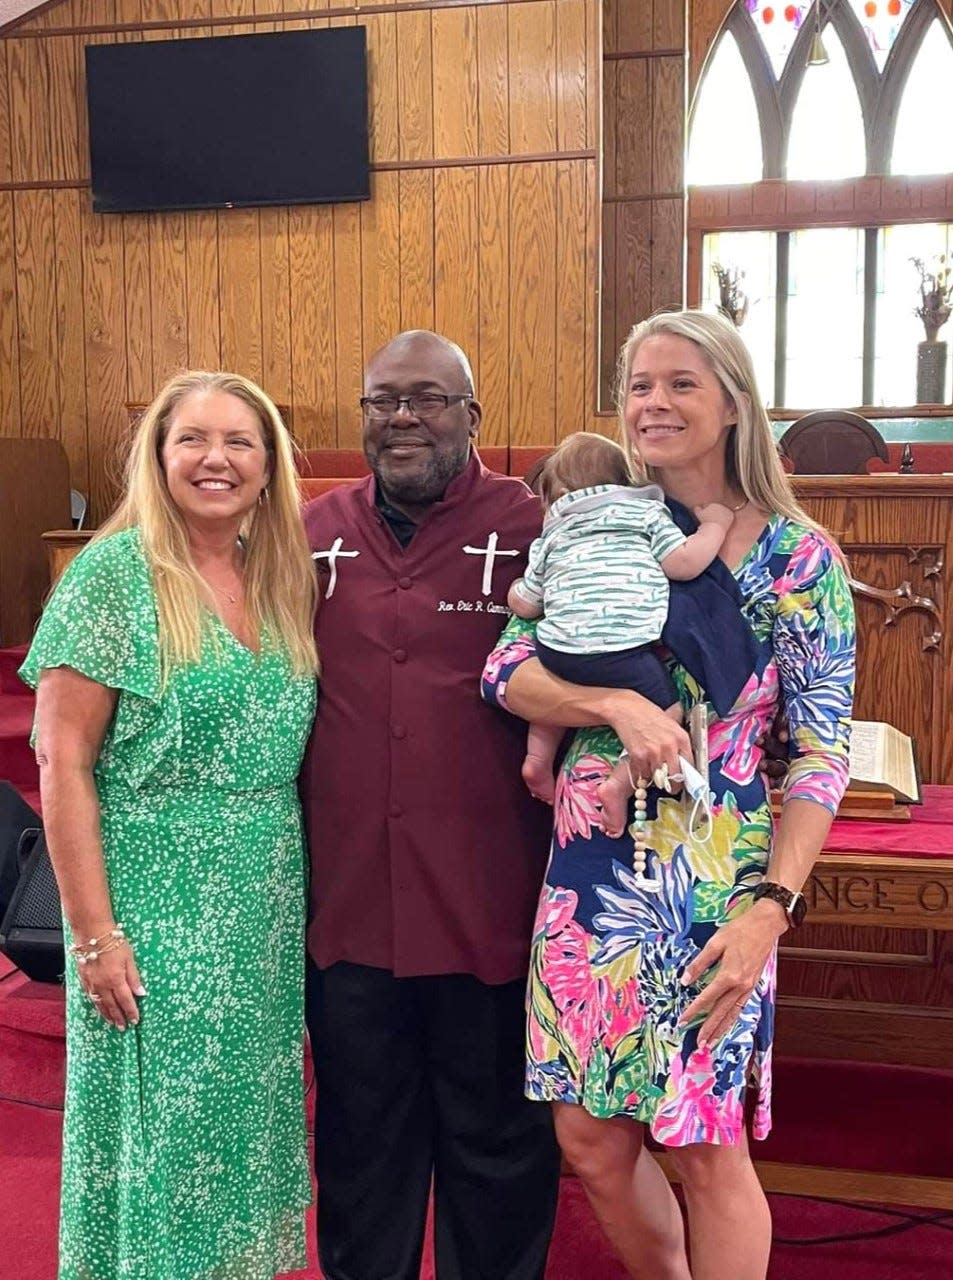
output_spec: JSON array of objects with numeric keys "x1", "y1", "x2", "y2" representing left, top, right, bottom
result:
[{"x1": 687, "y1": 0, "x2": 953, "y2": 414}]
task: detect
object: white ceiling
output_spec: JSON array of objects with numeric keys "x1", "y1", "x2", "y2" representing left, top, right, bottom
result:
[{"x1": 0, "y1": 1, "x2": 49, "y2": 33}]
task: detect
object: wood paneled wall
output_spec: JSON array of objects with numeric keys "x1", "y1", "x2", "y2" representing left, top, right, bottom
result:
[
  {"x1": 0, "y1": 0, "x2": 600, "y2": 522},
  {"x1": 600, "y1": 0, "x2": 687, "y2": 408}
]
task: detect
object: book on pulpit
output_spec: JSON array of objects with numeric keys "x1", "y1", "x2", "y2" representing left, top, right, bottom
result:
[
  {"x1": 842, "y1": 719, "x2": 922, "y2": 813},
  {"x1": 771, "y1": 720, "x2": 921, "y2": 821}
]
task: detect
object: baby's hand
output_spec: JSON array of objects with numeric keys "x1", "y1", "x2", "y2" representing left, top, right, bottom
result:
[{"x1": 694, "y1": 502, "x2": 735, "y2": 530}]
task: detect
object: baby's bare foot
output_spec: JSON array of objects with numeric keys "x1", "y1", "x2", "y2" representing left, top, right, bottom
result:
[
  {"x1": 522, "y1": 754, "x2": 555, "y2": 804},
  {"x1": 598, "y1": 768, "x2": 631, "y2": 838}
]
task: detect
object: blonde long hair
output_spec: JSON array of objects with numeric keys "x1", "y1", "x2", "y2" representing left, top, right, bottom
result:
[
  {"x1": 98, "y1": 370, "x2": 318, "y2": 677},
  {"x1": 615, "y1": 310, "x2": 823, "y2": 533}
]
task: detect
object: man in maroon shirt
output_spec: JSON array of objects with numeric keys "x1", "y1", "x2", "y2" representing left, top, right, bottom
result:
[{"x1": 300, "y1": 331, "x2": 560, "y2": 1280}]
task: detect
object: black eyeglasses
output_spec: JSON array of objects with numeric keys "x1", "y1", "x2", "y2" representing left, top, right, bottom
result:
[{"x1": 359, "y1": 393, "x2": 471, "y2": 419}]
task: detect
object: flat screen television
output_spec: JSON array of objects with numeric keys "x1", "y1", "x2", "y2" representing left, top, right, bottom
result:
[{"x1": 85, "y1": 28, "x2": 370, "y2": 214}]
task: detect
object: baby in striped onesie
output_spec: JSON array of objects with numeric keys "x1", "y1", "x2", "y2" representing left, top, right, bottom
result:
[{"x1": 508, "y1": 433, "x2": 733, "y2": 836}]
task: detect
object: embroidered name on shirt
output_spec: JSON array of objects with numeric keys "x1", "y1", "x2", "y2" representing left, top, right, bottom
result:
[
  {"x1": 312, "y1": 537, "x2": 360, "y2": 598},
  {"x1": 438, "y1": 600, "x2": 509, "y2": 613},
  {"x1": 462, "y1": 531, "x2": 519, "y2": 595}
]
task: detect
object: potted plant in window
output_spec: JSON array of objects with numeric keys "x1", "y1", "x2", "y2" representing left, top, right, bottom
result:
[
  {"x1": 712, "y1": 261, "x2": 749, "y2": 328},
  {"x1": 911, "y1": 255, "x2": 952, "y2": 404}
]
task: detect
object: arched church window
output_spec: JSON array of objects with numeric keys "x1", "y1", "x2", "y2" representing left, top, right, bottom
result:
[
  {"x1": 687, "y1": 32, "x2": 763, "y2": 185},
  {"x1": 891, "y1": 18, "x2": 953, "y2": 174},
  {"x1": 688, "y1": 0, "x2": 953, "y2": 408},
  {"x1": 786, "y1": 25, "x2": 866, "y2": 179}
]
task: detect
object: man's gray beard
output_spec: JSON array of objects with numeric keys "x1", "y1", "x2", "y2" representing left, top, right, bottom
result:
[{"x1": 373, "y1": 440, "x2": 471, "y2": 509}]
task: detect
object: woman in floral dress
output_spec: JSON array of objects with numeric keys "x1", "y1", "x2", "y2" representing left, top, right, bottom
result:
[
  {"x1": 483, "y1": 311, "x2": 855, "y2": 1280},
  {"x1": 21, "y1": 372, "x2": 318, "y2": 1280}
]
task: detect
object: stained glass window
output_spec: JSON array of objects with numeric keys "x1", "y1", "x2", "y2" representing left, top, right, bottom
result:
[
  {"x1": 891, "y1": 19, "x2": 953, "y2": 175},
  {"x1": 747, "y1": 0, "x2": 811, "y2": 79},
  {"x1": 846, "y1": 0, "x2": 917, "y2": 70},
  {"x1": 687, "y1": 0, "x2": 953, "y2": 408},
  {"x1": 787, "y1": 25, "x2": 867, "y2": 179},
  {"x1": 687, "y1": 32, "x2": 764, "y2": 185}
]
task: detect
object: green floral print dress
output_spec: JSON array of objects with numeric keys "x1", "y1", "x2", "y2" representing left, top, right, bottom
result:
[{"x1": 20, "y1": 528, "x2": 316, "y2": 1280}]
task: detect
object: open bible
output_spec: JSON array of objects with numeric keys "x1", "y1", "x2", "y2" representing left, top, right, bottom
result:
[
  {"x1": 770, "y1": 719, "x2": 921, "y2": 821},
  {"x1": 838, "y1": 719, "x2": 922, "y2": 820}
]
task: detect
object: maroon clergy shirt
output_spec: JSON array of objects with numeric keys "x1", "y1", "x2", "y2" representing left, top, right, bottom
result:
[{"x1": 300, "y1": 451, "x2": 554, "y2": 984}]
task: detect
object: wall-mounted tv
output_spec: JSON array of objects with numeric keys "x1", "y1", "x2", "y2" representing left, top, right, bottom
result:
[{"x1": 85, "y1": 28, "x2": 370, "y2": 214}]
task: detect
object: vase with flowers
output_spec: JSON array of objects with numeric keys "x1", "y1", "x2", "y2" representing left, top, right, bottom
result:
[
  {"x1": 911, "y1": 255, "x2": 953, "y2": 404},
  {"x1": 711, "y1": 261, "x2": 749, "y2": 328}
]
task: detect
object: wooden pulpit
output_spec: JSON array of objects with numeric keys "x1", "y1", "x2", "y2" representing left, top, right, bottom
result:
[
  {"x1": 42, "y1": 530, "x2": 95, "y2": 586},
  {"x1": 793, "y1": 473, "x2": 953, "y2": 786},
  {"x1": 778, "y1": 474, "x2": 953, "y2": 1075}
]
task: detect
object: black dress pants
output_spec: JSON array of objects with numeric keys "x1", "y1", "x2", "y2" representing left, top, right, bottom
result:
[{"x1": 306, "y1": 960, "x2": 560, "y2": 1280}]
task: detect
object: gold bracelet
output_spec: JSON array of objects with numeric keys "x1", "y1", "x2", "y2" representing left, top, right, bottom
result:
[
  {"x1": 72, "y1": 937, "x2": 128, "y2": 965},
  {"x1": 69, "y1": 924, "x2": 128, "y2": 965}
]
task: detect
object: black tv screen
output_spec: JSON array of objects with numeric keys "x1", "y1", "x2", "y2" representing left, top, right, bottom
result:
[{"x1": 85, "y1": 28, "x2": 370, "y2": 214}]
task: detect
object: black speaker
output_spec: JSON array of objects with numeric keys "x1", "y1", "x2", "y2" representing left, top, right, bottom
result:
[
  {"x1": 0, "y1": 826, "x2": 64, "y2": 984},
  {"x1": 0, "y1": 780, "x2": 41, "y2": 922}
]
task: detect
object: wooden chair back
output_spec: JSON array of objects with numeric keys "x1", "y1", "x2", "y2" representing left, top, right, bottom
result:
[{"x1": 778, "y1": 411, "x2": 890, "y2": 475}]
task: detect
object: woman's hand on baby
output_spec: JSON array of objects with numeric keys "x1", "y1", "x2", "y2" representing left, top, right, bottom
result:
[
  {"x1": 693, "y1": 502, "x2": 735, "y2": 530},
  {"x1": 605, "y1": 691, "x2": 692, "y2": 783}
]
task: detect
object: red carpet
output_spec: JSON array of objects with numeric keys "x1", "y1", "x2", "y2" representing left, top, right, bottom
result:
[
  {"x1": 0, "y1": 957, "x2": 65, "y2": 1108},
  {"x1": 2, "y1": 1100, "x2": 951, "y2": 1280}
]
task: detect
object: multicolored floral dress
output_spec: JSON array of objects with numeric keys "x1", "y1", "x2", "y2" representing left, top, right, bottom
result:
[
  {"x1": 482, "y1": 516, "x2": 854, "y2": 1146},
  {"x1": 20, "y1": 529, "x2": 316, "y2": 1280}
]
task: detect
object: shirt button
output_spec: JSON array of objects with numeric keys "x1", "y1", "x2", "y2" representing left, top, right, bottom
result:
[
  {"x1": 392, "y1": 725, "x2": 407, "y2": 739},
  {"x1": 389, "y1": 803, "x2": 403, "y2": 819},
  {"x1": 398, "y1": 576, "x2": 413, "y2": 589},
  {"x1": 393, "y1": 649, "x2": 407, "y2": 664}
]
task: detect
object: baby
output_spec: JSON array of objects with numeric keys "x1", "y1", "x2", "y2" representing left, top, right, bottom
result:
[{"x1": 508, "y1": 432, "x2": 733, "y2": 836}]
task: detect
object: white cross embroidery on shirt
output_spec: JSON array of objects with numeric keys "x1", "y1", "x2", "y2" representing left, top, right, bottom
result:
[
  {"x1": 312, "y1": 537, "x2": 360, "y2": 599},
  {"x1": 462, "y1": 531, "x2": 519, "y2": 596}
]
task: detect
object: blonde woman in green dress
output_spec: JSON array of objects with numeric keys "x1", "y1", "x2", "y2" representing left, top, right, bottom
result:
[{"x1": 20, "y1": 372, "x2": 319, "y2": 1280}]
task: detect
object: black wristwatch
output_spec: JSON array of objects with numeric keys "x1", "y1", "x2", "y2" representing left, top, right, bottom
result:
[{"x1": 752, "y1": 881, "x2": 807, "y2": 928}]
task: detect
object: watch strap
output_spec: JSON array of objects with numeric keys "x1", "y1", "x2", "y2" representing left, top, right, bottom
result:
[{"x1": 753, "y1": 880, "x2": 806, "y2": 926}]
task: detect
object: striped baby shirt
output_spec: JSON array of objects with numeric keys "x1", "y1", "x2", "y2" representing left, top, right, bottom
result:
[{"x1": 511, "y1": 483, "x2": 687, "y2": 653}]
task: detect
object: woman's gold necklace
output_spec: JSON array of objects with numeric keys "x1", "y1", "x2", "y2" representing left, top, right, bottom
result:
[
  {"x1": 729, "y1": 496, "x2": 749, "y2": 513},
  {"x1": 208, "y1": 576, "x2": 242, "y2": 606},
  {"x1": 204, "y1": 545, "x2": 245, "y2": 606}
]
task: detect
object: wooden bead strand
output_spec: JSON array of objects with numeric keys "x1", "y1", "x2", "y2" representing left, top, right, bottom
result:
[
  {"x1": 632, "y1": 782, "x2": 649, "y2": 874},
  {"x1": 630, "y1": 774, "x2": 662, "y2": 893}
]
